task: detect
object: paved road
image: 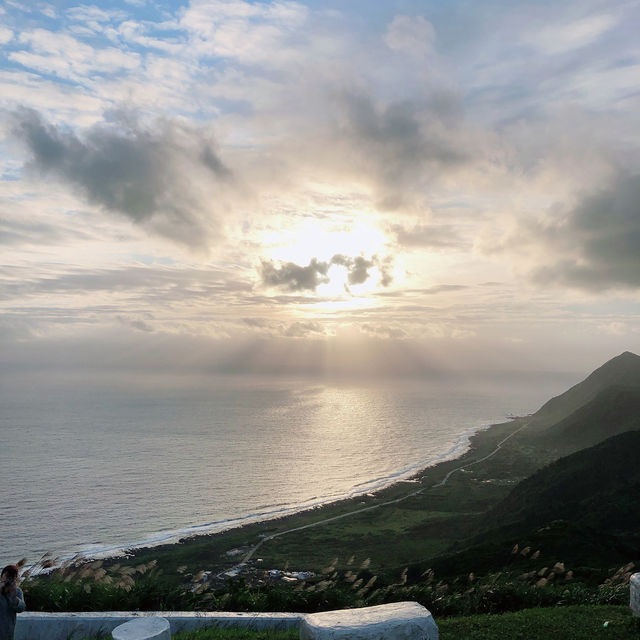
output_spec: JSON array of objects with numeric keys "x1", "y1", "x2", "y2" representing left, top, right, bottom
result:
[
  {"x1": 431, "y1": 420, "x2": 532, "y2": 488},
  {"x1": 222, "y1": 418, "x2": 531, "y2": 575}
]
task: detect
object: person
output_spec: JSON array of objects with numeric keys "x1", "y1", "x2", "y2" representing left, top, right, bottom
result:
[{"x1": 0, "y1": 565, "x2": 26, "y2": 640}]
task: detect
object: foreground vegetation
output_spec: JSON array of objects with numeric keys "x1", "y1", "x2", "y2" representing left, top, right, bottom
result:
[
  {"x1": 22, "y1": 552, "x2": 634, "y2": 619},
  {"x1": 438, "y1": 605, "x2": 640, "y2": 640},
  {"x1": 172, "y1": 630, "x2": 297, "y2": 640}
]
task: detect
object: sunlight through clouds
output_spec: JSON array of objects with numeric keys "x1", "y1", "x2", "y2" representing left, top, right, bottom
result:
[{"x1": 0, "y1": 0, "x2": 639, "y2": 375}]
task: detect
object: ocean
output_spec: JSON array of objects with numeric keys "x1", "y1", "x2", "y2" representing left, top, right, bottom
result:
[{"x1": 0, "y1": 371, "x2": 573, "y2": 567}]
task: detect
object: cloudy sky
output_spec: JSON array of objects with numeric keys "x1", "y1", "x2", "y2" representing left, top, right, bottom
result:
[{"x1": 1, "y1": 0, "x2": 639, "y2": 378}]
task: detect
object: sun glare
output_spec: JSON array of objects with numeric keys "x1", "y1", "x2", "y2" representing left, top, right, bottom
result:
[
  {"x1": 262, "y1": 221, "x2": 394, "y2": 305},
  {"x1": 266, "y1": 222, "x2": 388, "y2": 266}
]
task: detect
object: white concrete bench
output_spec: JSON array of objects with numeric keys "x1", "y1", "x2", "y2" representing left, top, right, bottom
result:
[
  {"x1": 631, "y1": 572, "x2": 640, "y2": 617},
  {"x1": 299, "y1": 601, "x2": 439, "y2": 639},
  {"x1": 15, "y1": 611, "x2": 299, "y2": 640},
  {"x1": 112, "y1": 617, "x2": 170, "y2": 640}
]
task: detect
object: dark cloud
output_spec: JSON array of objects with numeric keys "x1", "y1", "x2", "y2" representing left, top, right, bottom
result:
[
  {"x1": 261, "y1": 258, "x2": 330, "y2": 291},
  {"x1": 331, "y1": 254, "x2": 374, "y2": 285},
  {"x1": 530, "y1": 174, "x2": 640, "y2": 290},
  {"x1": 261, "y1": 254, "x2": 393, "y2": 292},
  {"x1": 331, "y1": 89, "x2": 467, "y2": 209},
  {"x1": 117, "y1": 315, "x2": 154, "y2": 332},
  {"x1": 10, "y1": 108, "x2": 230, "y2": 248}
]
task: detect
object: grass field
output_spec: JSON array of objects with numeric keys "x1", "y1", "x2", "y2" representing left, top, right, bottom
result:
[
  {"x1": 172, "y1": 629, "x2": 298, "y2": 640},
  {"x1": 438, "y1": 605, "x2": 640, "y2": 639}
]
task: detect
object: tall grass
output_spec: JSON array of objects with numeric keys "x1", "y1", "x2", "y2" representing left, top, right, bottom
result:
[{"x1": 16, "y1": 551, "x2": 634, "y2": 618}]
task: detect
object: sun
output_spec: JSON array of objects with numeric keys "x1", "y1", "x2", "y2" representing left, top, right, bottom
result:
[
  {"x1": 266, "y1": 221, "x2": 388, "y2": 265},
  {"x1": 263, "y1": 221, "x2": 393, "y2": 301}
]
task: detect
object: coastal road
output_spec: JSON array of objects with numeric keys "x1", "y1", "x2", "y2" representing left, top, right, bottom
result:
[
  {"x1": 431, "y1": 419, "x2": 532, "y2": 488},
  {"x1": 227, "y1": 418, "x2": 532, "y2": 573}
]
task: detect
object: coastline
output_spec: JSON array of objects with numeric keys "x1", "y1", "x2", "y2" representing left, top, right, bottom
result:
[
  {"x1": 95, "y1": 415, "x2": 528, "y2": 576},
  {"x1": 68, "y1": 416, "x2": 506, "y2": 564}
]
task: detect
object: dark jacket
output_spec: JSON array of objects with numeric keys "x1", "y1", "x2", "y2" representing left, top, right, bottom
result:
[{"x1": 0, "y1": 587, "x2": 26, "y2": 640}]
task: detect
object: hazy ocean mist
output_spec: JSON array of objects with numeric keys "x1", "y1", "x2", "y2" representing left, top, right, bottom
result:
[{"x1": 0, "y1": 371, "x2": 576, "y2": 566}]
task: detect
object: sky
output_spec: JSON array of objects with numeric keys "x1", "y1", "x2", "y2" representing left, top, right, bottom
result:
[{"x1": 1, "y1": 0, "x2": 639, "y2": 380}]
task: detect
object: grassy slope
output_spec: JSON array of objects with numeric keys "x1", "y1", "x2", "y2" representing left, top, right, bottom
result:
[
  {"x1": 529, "y1": 351, "x2": 640, "y2": 432},
  {"x1": 528, "y1": 386, "x2": 640, "y2": 455},
  {"x1": 438, "y1": 605, "x2": 640, "y2": 640},
  {"x1": 486, "y1": 429, "x2": 640, "y2": 533}
]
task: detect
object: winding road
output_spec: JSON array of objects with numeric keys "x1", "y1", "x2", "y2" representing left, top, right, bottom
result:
[{"x1": 219, "y1": 418, "x2": 532, "y2": 577}]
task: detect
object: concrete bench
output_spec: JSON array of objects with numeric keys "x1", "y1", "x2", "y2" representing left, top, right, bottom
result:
[
  {"x1": 631, "y1": 572, "x2": 640, "y2": 617},
  {"x1": 299, "y1": 601, "x2": 439, "y2": 639},
  {"x1": 15, "y1": 611, "x2": 300, "y2": 639},
  {"x1": 112, "y1": 617, "x2": 170, "y2": 640}
]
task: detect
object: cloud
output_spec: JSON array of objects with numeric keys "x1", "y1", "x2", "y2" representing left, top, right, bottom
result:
[
  {"x1": 10, "y1": 108, "x2": 231, "y2": 248},
  {"x1": 360, "y1": 323, "x2": 408, "y2": 339},
  {"x1": 10, "y1": 29, "x2": 140, "y2": 81},
  {"x1": 527, "y1": 13, "x2": 617, "y2": 55},
  {"x1": 179, "y1": 0, "x2": 309, "y2": 66},
  {"x1": 0, "y1": 26, "x2": 13, "y2": 44},
  {"x1": 117, "y1": 315, "x2": 154, "y2": 332},
  {"x1": 66, "y1": 5, "x2": 128, "y2": 24},
  {"x1": 261, "y1": 254, "x2": 393, "y2": 292},
  {"x1": 330, "y1": 254, "x2": 372, "y2": 285},
  {"x1": 331, "y1": 254, "x2": 393, "y2": 288},
  {"x1": 327, "y1": 87, "x2": 468, "y2": 209},
  {"x1": 390, "y1": 223, "x2": 467, "y2": 249},
  {"x1": 283, "y1": 321, "x2": 324, "y2": 338},
  {"x1": 261, "y1": 258, "x2": 329, "y2": 291},
  {"x1": 384, "y1": 15, "x2": 436, "y2": 58},
  {"x1": 529, "y1": 173, "x2": 640, "y2": 290}
]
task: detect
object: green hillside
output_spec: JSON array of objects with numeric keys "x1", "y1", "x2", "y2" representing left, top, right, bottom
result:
[
  {"x1": 530, "y1": 385, "x2": 640, "y2": 455},
  {"x1": 487, "y1": 429, "x2": 640, "y2": 533},
  {"x1": 528, "y1": 351, "x2": 640, "y2": 431},
  {"x1": 425, "y1": 429, "x2": 640, "y2": 580}
]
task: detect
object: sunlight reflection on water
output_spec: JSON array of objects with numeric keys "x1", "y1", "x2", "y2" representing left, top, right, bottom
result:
[{"x1": 0, "y1": 372, "x2": 569, "y2": 565}]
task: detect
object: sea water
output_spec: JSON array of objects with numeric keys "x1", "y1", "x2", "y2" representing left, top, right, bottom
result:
[{"x1": 0, "y1": 371, "x2": 573, "y2": 566}]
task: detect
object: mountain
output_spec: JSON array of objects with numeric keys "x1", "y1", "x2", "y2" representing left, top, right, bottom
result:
[
  {"x1": 426, "y1": 430, "x2": 640, "y2": 579},
  {"x1": 527, "y1": 351, "x2": 640, "y2": 432},
  {"x1": 532, "y1": 385, "x2": 640, "y2": 454},
  {"x1": 486, "y1": 429, "x2": 640, "y2": 533}
]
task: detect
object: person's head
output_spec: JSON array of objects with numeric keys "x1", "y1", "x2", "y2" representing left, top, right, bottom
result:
[{"x1": 1, "y1": 566, "x2": 18, "y2": 582}]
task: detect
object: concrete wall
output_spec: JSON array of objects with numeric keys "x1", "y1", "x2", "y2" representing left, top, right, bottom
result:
[
  {"x1": 15, "y1": 611, "x2": 301, "y2": 640},
  {"x1": 631, "y1": 572, "x2": 640, "y2": 617}
]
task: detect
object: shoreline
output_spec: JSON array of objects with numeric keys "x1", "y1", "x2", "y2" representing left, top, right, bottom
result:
[
  {"x1": 20, "y1": 413, "x2": 527, "y2": 575},
  {"x1": 95, "y1": 415, "x2": 528, "y2": 575},
  {"x1": 72, "y1": 416, "x2": 506, "y2": 564}
]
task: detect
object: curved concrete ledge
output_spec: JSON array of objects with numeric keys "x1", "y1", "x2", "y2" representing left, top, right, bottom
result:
[
  {"x1": 15, "y1": 611, "x2": 300, "y2": 640},
  {"x1": 300, "y1": 601, "x2": 439, "y2": 639},
  {"x1": 631, "y1": 572, "x2": 640, "y2": 617},
  {"x1": 16, "y1": 602, "x2": 440, "y2": 639},
  {"x1": 112, "y1": 617, "x2": 170, "y2": 640}
]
